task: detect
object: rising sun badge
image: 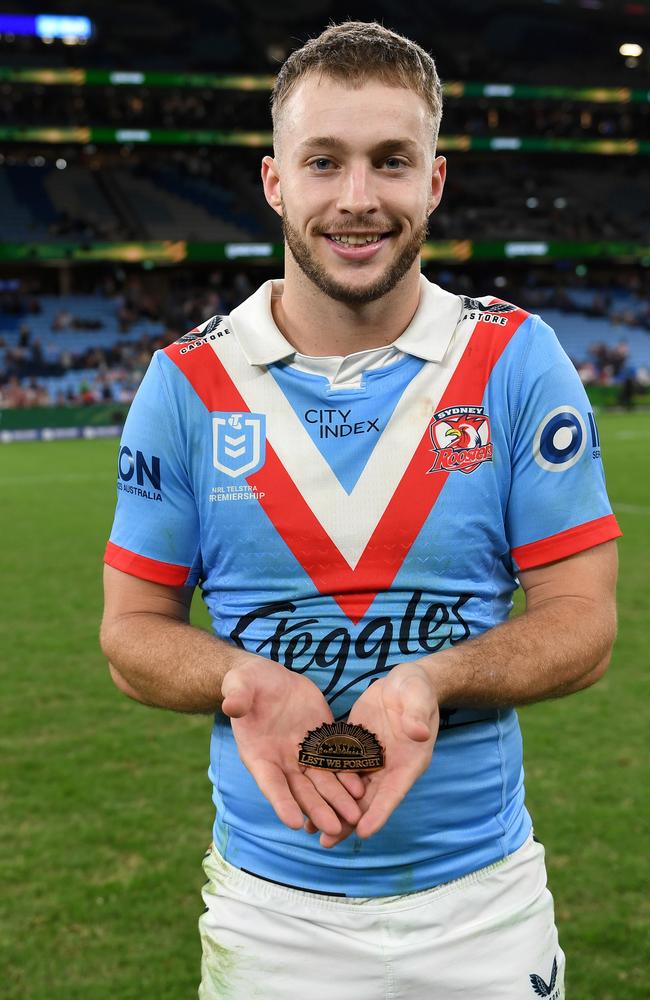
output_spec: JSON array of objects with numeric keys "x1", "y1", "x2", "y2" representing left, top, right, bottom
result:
[{"x1": 298, "y1": 721, "x2": 385, "y2": 772}]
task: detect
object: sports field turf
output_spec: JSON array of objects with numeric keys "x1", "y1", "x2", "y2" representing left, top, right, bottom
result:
[{"x1": 1, "y1": 410, "x2": 648, "y2": 999}]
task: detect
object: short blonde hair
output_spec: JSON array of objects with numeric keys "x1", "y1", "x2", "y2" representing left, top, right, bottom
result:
[{"x1": 271, "y1": 21, "x2": 443, "y2": 150}]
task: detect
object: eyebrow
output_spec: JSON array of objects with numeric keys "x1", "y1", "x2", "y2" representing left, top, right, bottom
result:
[{"x1": 296, "y1": 136, "x2": 420, "y2": 155}]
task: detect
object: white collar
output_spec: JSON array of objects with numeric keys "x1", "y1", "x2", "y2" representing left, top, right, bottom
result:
[
  {"x1": 228, "y1": 275, "x2": 462, "y2": 367},
  {"x1": 290, "y1": 345, "x2": 405, "y2": 390}
]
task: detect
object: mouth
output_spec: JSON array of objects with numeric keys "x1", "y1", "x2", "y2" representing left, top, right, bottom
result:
[{"x1": 323, "y1": 231, "x2": 393, "y2": 261}]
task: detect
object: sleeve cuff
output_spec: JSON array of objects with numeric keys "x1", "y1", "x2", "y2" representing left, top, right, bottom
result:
[
  {"x1": 511, "y1": 514, "x2": 622, "y2": 571},
  {"x1": 104, "y1": 540, "x2": 192, "y2": 586}
]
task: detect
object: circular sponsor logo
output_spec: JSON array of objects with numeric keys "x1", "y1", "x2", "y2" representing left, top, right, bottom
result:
[{"x1": 533, "y1": 406, "x2": 586, "y2": 472}]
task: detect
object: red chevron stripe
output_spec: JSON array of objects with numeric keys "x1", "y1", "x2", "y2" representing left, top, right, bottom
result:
[{"x1": 165, "y1": 305, "x2": 528, "y2": 623}]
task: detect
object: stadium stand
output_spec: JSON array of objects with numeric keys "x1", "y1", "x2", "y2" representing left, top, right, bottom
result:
[
  {"x1": 44, "y1": 164, "x2": 123, "y2": 240},
  {"x1": 0, "y1": 165, "x2": 55, "y2": 241},
  {"x1": 1, "y1": 152, "x2": 648, "y2": 245},
  {"x1": 1, "y1": 0, "x2": 649, "y2": 416},
  {"x1": 0, "y1": 156, "x2": 273, "y2": 241},
  {"x1": 2, "y1": 271, "x2": 649, "y2": 409},
  {"x1": 3, "y1": 80, "x2": 650, "y2": 139},
  {"x1": 110, "y1": 164, "x2": 261, "y2": 241}
]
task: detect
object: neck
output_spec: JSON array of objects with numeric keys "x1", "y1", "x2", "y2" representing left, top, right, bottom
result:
[{"x1": 270, "y1": 255, "x2": 422, "y2": 357}]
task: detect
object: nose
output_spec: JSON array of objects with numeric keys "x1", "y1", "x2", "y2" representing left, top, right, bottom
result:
[{"x1": 335, "y1": 162, "x2": 380, "y2": 216}]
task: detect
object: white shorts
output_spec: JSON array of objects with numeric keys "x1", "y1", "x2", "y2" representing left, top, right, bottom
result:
[{"x1": 198, "y1": 835, "x2": 565, "y2": 1000}]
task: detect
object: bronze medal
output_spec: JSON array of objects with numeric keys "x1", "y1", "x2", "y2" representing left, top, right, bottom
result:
[{"x1": 298, "y1": 721, "x2": 384, "y2": 772}]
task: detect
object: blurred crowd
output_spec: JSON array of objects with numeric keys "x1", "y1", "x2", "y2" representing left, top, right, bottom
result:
[
  {"x1": 0, "y1": 269, "x2": 255, "y2": 408},
  {"x1": 514, "y1": 272, "x2": 650, "y2": 332},
  {"x1": 1, "y1": 1, "x2": 649, "y2": 417},
  {"x1": 1, "y1": 265, "x2": 648, "y2": 410}
]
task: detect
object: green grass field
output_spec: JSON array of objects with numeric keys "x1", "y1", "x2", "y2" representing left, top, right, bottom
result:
[{"x1": 1, "y1": 411, "x2": 648, "y2": 999}]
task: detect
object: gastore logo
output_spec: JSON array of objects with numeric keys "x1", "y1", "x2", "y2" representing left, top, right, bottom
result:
[{"x1": 529, "y1": 957, "x2": 560, "y2": 998}]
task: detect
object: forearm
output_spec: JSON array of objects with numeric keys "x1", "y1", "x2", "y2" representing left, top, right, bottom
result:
[
  {"x1": 418, "y1": 596, "x2": 616, "y2": 709},
  {"x1": 100, "y1": 612, "x2": 243, "y2": 713}
]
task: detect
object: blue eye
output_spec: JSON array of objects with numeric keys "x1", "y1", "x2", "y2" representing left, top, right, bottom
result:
[
  {"x1": 384, "y1": 157, "x2": 404, "y2": 169},
  {"x1": 311, "y1": 158, "x2": 333, "y2": 170}
]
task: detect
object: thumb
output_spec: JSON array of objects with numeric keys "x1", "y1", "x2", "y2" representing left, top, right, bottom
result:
[
  {"x1": 221, "y1": 671, "x2": 254, "y2": 719},
  {"x1": 397, "y1": 673, "x2": 437, "y2": 742}
]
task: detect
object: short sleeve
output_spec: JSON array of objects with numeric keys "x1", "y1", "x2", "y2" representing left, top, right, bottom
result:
[
  {"x1": 505, "y1": 316, "x2": 621, "y2": 571},
  {"x1": 104, "y1": 351, "x2": 202, "y2": 586}
]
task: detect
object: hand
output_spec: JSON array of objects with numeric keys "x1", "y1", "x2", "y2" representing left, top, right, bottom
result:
[
  {"x1": 312, "y1": 662, "x2": 440, "y2": 848},
  {"x1": 221, "y1": 656, "x2": 365, "y2": 837}
]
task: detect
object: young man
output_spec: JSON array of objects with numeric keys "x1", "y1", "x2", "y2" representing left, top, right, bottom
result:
[{"x1": 101, "y1": 21, "x2": 620, "y2": 1000}]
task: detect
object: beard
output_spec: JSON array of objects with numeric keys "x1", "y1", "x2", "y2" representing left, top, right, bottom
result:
[{"x1": 281, "y1": 204, "x2": 429, "y2": 305}]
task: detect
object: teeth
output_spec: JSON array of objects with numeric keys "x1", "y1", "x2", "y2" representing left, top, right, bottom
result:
[{"x1": 330, "y1": 234, "x2": 382, "y2": 245}]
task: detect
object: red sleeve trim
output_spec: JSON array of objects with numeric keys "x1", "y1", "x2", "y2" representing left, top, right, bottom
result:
[
  {"x1": 512, "y1": 514, "x2": 622, "y2": 571},
  {"x1": 104, "y1": 541, "x2": 191, "y2": 586}
]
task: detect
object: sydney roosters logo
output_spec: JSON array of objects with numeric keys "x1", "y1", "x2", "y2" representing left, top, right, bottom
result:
[{"x1": 427, "y1": 405, "x2": 493, "y2": 475}]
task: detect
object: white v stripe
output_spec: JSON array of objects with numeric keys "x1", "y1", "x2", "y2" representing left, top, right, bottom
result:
[{"x1": 209, "y1": 312, "x2": 482, "y2": 568}]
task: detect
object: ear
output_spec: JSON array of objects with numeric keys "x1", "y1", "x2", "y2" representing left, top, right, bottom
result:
[
  {"x1": 428, "y1": 155, "x2": 446, "y2": 214},
  {"x1": 261, "y1": 155, "x2": 283, "y2": 218}
]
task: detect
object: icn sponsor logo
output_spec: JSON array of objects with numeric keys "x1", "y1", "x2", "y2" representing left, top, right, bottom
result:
[{"x1": 117, "y1": 446, "x2": 162, "y2": 501}]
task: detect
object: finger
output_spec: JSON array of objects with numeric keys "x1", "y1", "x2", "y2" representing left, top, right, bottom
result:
[
  {"x1": 287, "y1": 771, "x2": 342, "y2": 838},
  {"x1": 320, "y1": 818, "x2": 357, "y2": 849},
  {"x1": 304, "y1": 818, "x2": 319, "y2": 834},
  {"x1": 354, "y1": 769, "x2": 412, "y2": 840},
  {"x1": 335, "y1": 770, "x2": 367, "y2": 799},
  {"x1": 246, "y1": 758, "x2": 304, "y2": 830},
  {"x1": 304, "y1": 769, "x2": 362, "y2": 826},
  {"x1": 318, "y1": 778, "x2": 376, "y2": 848}
]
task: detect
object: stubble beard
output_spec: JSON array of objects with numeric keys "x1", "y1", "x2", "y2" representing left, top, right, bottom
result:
[{"x1": 281, "y1": 207, "x2": 429, "y2": 306}]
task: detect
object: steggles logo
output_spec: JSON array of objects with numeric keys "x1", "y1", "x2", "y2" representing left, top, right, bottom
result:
[{"x1": 230, "y1": 591, "x2": 472, "y2": 717}]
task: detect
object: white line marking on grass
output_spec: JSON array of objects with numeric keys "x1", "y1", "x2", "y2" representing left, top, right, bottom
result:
[{"x1": 613, "y1": 503, "x2": 650, "y2": 516}]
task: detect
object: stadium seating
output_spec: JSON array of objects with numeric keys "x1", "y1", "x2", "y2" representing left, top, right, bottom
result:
[
  {"x1": 542, "y1": 309, "x2": 650, "y2": 371},
  {"x1": 0, "y1": 166, "x2": 55, "y2": 241},
  {"x1": 2, "y1": 289, "x2": 649, "y2": 408},
  {"x1": 106, "y1": 167, "x2": 254, "y2": 241},
  {"x1": 43, "y1": 165, "x2": 119, "y2": 238}
]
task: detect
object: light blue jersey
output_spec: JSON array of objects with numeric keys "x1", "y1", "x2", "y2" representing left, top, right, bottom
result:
[{"x1": 106, "y1": 277, "x2": 620, "y2": 895}]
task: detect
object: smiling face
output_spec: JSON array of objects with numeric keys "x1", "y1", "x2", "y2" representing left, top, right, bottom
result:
[{"x1": 262, "y1": 74, "x2": 446, "y2": 306}]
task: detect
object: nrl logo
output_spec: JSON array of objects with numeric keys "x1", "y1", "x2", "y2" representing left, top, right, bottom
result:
[
  {"x1": 428, "y1": 405, "x2": 493, "y2": 475},
  {"x1": 213, "y1": 411, "x2": 266, "y2": 479}
]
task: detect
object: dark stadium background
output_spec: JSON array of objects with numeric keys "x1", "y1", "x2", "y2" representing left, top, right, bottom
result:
[
  {"x1": 1, "y1": 3, "x2": 648, "y2": 998},
  {"x1": 1, "y1": 0, "x2": 649, "y2": 421}
]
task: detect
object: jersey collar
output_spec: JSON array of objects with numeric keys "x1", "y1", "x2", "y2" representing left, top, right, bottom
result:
[{"x1": 228, "y1": 275, "x2": 462, "y2": 367}]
